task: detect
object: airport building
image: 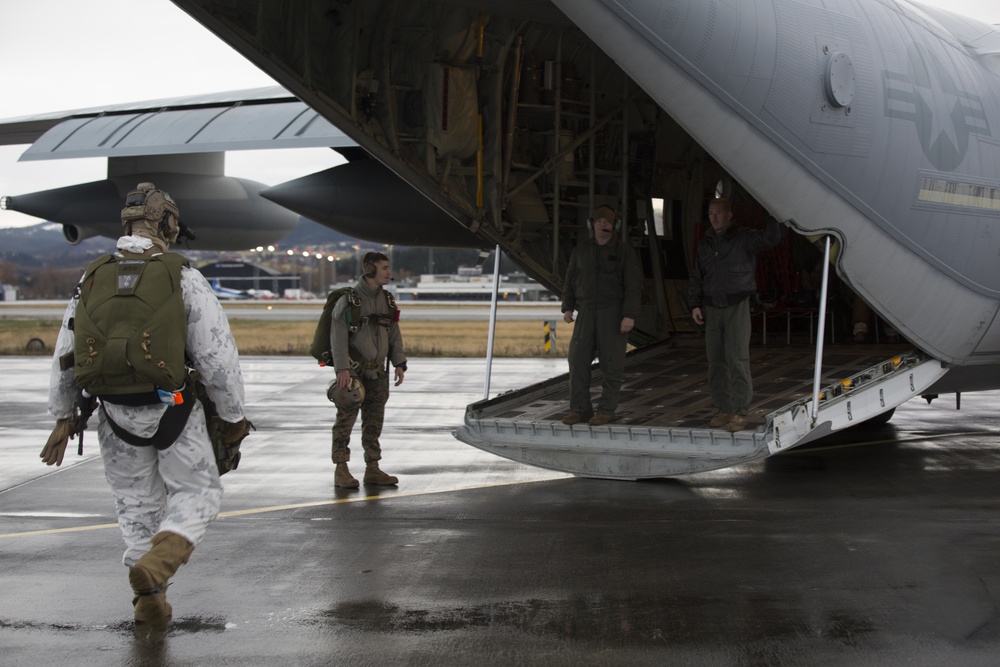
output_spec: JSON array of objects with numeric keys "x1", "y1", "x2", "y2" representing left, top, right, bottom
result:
[
  {"x1": 196, "y1": 261, "x2": 300, "y2": 298},
  {"x1": 396, "y1": 267, "x2": 555, "y2": 301}
]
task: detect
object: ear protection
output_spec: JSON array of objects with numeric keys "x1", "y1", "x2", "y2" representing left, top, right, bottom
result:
[
  {"x1": 120, "y1": 182, "x2": 186, "y2": 243},
  {"x1": 586, "y1": 206, "x2": 622, "y2": 234},
  {"x1": 362, "y1": 251, "x2": 378, "y2": 278}
]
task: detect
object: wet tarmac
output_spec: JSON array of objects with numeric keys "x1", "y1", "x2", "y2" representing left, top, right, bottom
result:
[
  {"x1": 0, "y1": 300, "x2": 564, "y2": 322},
  {"x1": 2, "y1": 355, "x2": 1000, "y2": 666}
]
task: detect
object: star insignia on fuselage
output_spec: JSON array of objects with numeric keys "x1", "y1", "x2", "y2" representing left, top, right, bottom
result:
[{"x1": 882, "y1": 44, "x2": 990, "y2": 172}]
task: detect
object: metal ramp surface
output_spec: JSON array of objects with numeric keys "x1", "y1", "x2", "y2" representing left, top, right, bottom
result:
[{"x1": 453, "y1": 341, "x2": 947, "y2": 479}]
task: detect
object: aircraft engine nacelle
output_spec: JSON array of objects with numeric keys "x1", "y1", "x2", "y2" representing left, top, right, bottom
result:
[
  {"x1": 62, "y1": 223, "x2": 103, "y2": 245},
  {"x1": 2, "y1": 175, "x2": 299, "y2": 251},
  {"x1": 260, "y1": 160, "x2": 484, "y2": 248}
]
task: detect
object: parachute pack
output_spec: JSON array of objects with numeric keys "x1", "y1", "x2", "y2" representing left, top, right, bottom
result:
[
  {"x1": 310, "y1": 286, "x2": 399, "y2": 367},
  {"x1": 72, "y1": 252, "x2": 190, "y2": 400}
]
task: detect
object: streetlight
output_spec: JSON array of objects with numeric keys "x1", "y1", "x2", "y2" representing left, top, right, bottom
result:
[
  {"x1": 286, "y1": 250, "x2": 300, "y2": 297},
  {"x1": 327, "y1": 254, "x2": 336, "y2": 289},
  {"x1": 315, "y1": 252, "x2": 325, "y2": 293},
  {"x1": 302, "y1": 251, "x2": 311, "y2": 293}
]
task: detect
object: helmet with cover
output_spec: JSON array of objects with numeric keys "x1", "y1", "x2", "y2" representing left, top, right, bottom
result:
[
  {"x1": 327, "y1": 377, "x2": 365, "y2": 410},
  {"x1": 120, "y1": 182, "x2": 182, "y2": 246}
]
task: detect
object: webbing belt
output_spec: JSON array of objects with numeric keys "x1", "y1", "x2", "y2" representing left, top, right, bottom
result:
[
  {"x1": 350, "y1": 357, "x2": 384, "y2": 371},
  {"x1": 359, "y1": 315, "x2": 393, "y2": 328},
  {"x1": 102, "y1": 384, "x2": 195, "y2": 450}
]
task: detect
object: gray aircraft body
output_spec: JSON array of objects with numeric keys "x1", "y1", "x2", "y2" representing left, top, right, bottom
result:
[
  {"x1": 166, "y1": 0, "x2": 1000, "y2": 365},
  {"x1": 160, "y1": 0, "x2": 1000, "y2": 477},
  {"x1": 4, "y1": 0, "x2": 998, "y2": 476}
]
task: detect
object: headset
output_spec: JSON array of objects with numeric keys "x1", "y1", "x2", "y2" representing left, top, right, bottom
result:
[
  {"x1": 586, "y1": 206, "x2": 622, "y2": 234},
  {"x1": 155, "y1": 210, "x2": 197, "y2": 245},
  {"x1": 121, "y1": 183, "x2": 195, "y2": 245},
  {"x1": 362, "y1": 251, "x2": 387, "y2": 278}
]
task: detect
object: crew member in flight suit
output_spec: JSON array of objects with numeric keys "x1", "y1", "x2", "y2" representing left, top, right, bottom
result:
[
  {"x1": 561, "y1": 205, "x2": 643, "y2": 426},
  {"x1": 42, "y1": 183, "x2": 247, "y2": 635},
  {"x1": 329, "y1": 251, "x2": 408, "y2": 488},
  {"x1": 688, "y1": 197, "x2": 782, "y2": 432}
]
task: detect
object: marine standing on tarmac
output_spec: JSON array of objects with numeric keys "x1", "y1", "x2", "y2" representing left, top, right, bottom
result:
[
  {"x1": 561, "y1": 205, "x2": 643, "y2": 426},
  {"x1": 41, "y1": 183, "x2": 248, "y2": 634},
  {"x1": 688, "y1": 197, "x2": 783, "y2": 432},
  {"x1": 329, "y1": 251, "x2": 407, "y2": 488}
]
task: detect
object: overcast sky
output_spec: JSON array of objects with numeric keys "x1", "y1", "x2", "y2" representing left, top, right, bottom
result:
[
  {"x1": 0, "y1": 0, "x2": 342, "y2": 229},
  {"x1": 1, "y1": 0, "x2": 999, "y2": 228}
]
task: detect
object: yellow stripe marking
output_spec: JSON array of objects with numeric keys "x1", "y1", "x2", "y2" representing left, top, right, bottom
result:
[{"x1": 0, "y1": 478, "x2": 560, "y2": 540}]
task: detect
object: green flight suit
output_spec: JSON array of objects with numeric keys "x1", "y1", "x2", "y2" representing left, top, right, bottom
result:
[{"x1": 561, "y1": 236, "x2": 643, "y2": 416}]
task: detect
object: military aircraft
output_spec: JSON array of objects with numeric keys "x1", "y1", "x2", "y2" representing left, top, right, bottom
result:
[
  {"x1": 11, "y1": 0, "x2": 998, "y2": 478},
  {"x1": 0, "y1": 87, "x2": 482, "y2": 249},
  {"x1": 160, "y1": 0, "x2": 1000, "y2": 479}
]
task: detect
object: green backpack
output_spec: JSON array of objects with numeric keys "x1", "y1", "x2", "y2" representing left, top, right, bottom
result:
[
  {"x1": 73, "y1": 253, "x2": 189, "y2": 398},
  {"x1": 310, "y1": 287, "x2": 399, "y2": 367},
  {"x1": 311, "y1": 287, "x2": 361, "y2": 367}
]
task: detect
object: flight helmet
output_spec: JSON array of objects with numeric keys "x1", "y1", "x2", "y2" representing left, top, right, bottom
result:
[{"x1": 327, "y1": 377, "x2": 365, "y2": 410}]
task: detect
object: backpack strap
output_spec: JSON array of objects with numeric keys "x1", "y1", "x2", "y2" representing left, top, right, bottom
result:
[
  {"x1": 80, "y1": 254, "x2": 118, "y2": 285},
  {"x1": 383, "y1": 289, "x2": 400, "y2": 323},
  {"x1": 344, "y1": 288, "x2": 363, "y2": 332},
  {"x1": 100, "y1": 383, "x2": 195, "y2": 450}
]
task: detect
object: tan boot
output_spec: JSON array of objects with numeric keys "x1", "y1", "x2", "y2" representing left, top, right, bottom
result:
[
  {"x1": 364, "y1": 462, "x2": 398, "y2": 486},
  {"x1": 129, "y1": 531, "x2": 194, "y2": 630},
  {"x1": 334, "y1": 462, "x2": 359, "y2": 488},
  {"x1": 709, "y1": 412, "x2": 734, "y2": 429},
  {"x1": 725, "y1": 414, "x2": 749, "y2": 432},
  {"x1": 589, "y1": 413, "x2": 617, "y2": 426}
]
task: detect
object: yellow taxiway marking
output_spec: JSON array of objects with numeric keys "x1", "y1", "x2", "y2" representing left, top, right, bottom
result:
[
  {"x1": 5, "y1": 432, "x2": 989, "y2": 540},
  {"x1": 0, "y1": 478, "x2": 563, "y2": 540}
]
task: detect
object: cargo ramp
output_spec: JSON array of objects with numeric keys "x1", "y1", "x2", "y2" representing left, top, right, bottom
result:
[{"x1": 453, "y1": 342, "x2": 947, "y2": 479}]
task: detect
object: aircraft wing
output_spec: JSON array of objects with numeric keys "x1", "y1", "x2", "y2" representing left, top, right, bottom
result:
[
  {"x1": 1, "y1": 86, "x2": 480, "y2": 248},
  {"x1": 0, "y1": 86, "x2": 354, "y2": 159}
]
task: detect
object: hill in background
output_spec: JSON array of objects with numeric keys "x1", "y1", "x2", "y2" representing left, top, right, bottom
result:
[{"x1": 0, "y1": 218, "x2": 357, "y2": 270}]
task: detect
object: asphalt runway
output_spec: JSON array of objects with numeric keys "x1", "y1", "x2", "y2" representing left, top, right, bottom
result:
[{"x1": 2, "y1": 355, "x2": 1000, "y2": 666}]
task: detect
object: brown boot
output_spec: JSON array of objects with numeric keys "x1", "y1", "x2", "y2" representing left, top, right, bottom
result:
[
  {"x1": 709, "y1": 412, "x2": 734, "y2": 429},
  {"x1": 129, "y1": 531, "x2": 194, "y2": 630},
  {"x1": 562, "y1": 412, "x2": 590, "y2": 425},
  {"x1": 364, "y1": 462, "x2": 398, "y2": 486},
  {"x1": 334, "y1": 462, "x2": 359, "y2": 488},
  {"x1": 589, "y1": 413, "x2": 617, "y2": 426},
  {"x1": 725, "y1": 414, "x2": 749, "y2": 432}
]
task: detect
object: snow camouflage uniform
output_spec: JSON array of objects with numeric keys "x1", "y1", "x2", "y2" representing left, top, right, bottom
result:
[
  {"x1": 49, "y1": 235, "x2": 245, "y2": 562},
  {"x1": 328, "y1": 277, "x2": 406, "y2": 470},
  {"x1": 43, "y1": 183, "x2": 247, "y2": 632}
]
